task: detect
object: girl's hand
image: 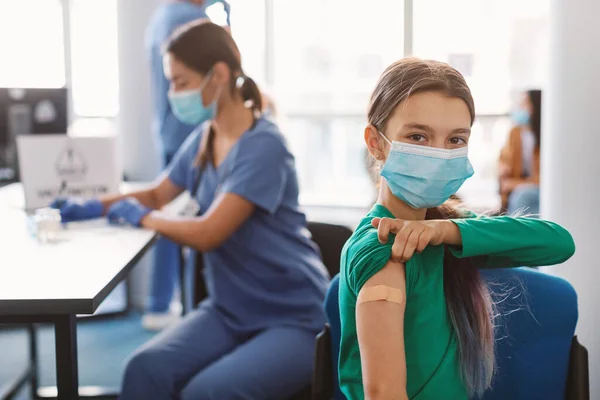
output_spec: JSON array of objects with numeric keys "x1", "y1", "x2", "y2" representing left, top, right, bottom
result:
[{"x1": 371, "y1": 217, "x2": 461, "y2": 262}]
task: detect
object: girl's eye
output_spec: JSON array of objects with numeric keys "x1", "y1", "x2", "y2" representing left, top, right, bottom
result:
[
  {"x1": 449, "y1": 137, "x2": 467, "y2": 145},
  {"x1": 409, "y1": 134, "x2": 427, "y2": 142}
]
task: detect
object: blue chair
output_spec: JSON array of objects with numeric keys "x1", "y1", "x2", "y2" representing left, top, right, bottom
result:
[
  {"x1": 314, "y1": 268, "x2": 589, "y2": 400},
  {"x1": 479, "y1": 268, "x2": 587, "y2": 400}
]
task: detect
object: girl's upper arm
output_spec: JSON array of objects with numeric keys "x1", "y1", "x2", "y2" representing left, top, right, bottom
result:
[{"x1": 357, "y1": 260, "x2": 408, "y2": 400}]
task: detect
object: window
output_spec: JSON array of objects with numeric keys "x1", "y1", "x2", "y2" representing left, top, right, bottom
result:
[
  {"x1": 272, "y1": 0, "x2": 404, "y2": 114},
  {"x1": 0, "y1": 0, "x2": 119, "y2": 117},
  {"x1": 226, "y1": 0, "x2": 266, "y2": 86},
  {"x1": 231, "y1": 0, "x2": 550, "y2": 208},
  {"x1": 413, "y1": 0, "x2": 550, "y2": 209},
  {"x1": 1, "y1": 1, "x2": 550, "y2": 208},
  {"x1": 70, "y1": 0, "x2": 119, "y2": 117},
  {"x1": 271, "y1": 0, "x2": 405, "y2": 206},
  {"x1": 0, "y1": 0, "x2": 66, "y2": 88},
  {"x1": 413, "y1": 0, "x2": 550, "y2": 115}
]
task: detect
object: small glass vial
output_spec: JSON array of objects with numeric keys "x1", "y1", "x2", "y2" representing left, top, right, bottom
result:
[{"x1": 33, "y1": 207, "x2": 62, "y2": 243}]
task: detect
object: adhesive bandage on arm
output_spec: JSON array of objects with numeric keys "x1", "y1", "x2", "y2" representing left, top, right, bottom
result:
[{"x1": 357, "y1": 285, "x2": 404, "y2": 305}]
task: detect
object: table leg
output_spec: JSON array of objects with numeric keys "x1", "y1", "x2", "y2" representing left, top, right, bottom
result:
[
  {"x1": 54, "y1": 315, "x2": 78, "y2": 400},
  {"x1": 28, "y1": 324, "x2": 39, "y2": 399}
]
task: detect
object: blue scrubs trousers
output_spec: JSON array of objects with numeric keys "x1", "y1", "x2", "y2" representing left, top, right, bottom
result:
[
  {"x1": 148, "y1": 153, "x2": 180, "y2": 313},
  {"x1": 120, "y1": 302, "x2": 316, "y2": 399}
]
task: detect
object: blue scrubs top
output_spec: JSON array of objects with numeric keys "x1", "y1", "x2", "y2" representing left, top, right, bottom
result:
[
  {"x1": 145, "y1": 1, "x2": 208, "y2": 158},
  {"x1": 167, "y1": 117, "x2": 329, "y2": 332}
]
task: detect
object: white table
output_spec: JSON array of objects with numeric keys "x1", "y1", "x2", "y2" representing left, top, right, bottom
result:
[{"x1": 0, "y1": 183, "x2": 157, "y2": 400}]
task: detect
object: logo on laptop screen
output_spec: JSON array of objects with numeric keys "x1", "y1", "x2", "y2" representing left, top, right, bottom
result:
[{"x1": 55, "y1": 146, "x2": 88, "y2": 181}]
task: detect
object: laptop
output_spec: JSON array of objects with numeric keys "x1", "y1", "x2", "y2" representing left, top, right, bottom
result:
[{"x1": 16, "y1": 134, "x2": 120, "y2": 211}]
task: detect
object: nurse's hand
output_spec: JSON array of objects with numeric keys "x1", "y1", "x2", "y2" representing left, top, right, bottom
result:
[
  {"x1": 49, "y1": 197, "x2": 104, "y2": 223},
  {"x1": 107, "y1": 198, "x2": 151, "y2": 227},
  {"x1": 371, "y1": 217, "x2": 461, "y2": 263}
]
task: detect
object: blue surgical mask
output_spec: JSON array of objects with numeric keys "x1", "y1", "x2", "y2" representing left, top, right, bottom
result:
[
  {"x1": 512, "y1": 108, "x2": 530, "y2": 126},
  {"x1": 168, "y1": 70, "x2": 216, "y2": 126},
  {"x1": 378, "y1": 133, "x2": 474, "y2": 209}
]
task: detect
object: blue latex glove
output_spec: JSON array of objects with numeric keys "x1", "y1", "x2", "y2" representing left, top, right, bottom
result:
[
  {"x1": 106, "y1": 198, "x2": 151, "y2": 227},
  {"x1": 49, "y1": 197, "x2": 104, "y2": 223}
]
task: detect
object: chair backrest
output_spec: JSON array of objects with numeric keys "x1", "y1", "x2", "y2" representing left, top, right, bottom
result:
[
  {"x1": 307, "y1": 222, "x2": 353, "y2": 278},
  {"x1": 324, "y1": 269, "x2": 581, "y2": 400},
  {"x1": 479, "y1": 267, "x2": 578, "y2": 400},
  {"x1": 306, "y1": 222, "x2": 351, "y2": 400}
]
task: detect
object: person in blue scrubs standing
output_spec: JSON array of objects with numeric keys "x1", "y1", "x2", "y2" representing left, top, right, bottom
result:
[
  {"x1": 53, "y1": 20, "x2": 329, "y2": 399},
  {"x1": 144, "y1": 0, "x2": 231, "y2": 330}
]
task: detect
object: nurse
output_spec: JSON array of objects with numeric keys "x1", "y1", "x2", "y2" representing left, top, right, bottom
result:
[{"x1": 53, "y1": 20, "x2": 329, "y2": 399}]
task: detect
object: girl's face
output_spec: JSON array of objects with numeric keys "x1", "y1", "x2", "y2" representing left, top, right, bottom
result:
[{"x1": 366, "y1": 91, "x2": 472, "y2": 160}]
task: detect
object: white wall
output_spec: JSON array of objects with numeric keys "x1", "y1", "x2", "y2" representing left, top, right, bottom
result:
[
  {"x1": 116, "y1": 0, "x2": 164, "y2": 309},
  {"x1": 543, "y1": 0, "x2": 600, "y2": 395}
]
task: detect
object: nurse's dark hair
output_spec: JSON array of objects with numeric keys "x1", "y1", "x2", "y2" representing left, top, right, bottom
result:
[
  {"x1": 368, "y1": 58, "x2": 496, "y2": 397},
  {"x1": 164, "y1": 20, "x2": 263, "y2": 167}
]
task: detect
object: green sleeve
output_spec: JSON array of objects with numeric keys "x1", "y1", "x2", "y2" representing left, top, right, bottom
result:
[
  {"x1": 449, "y1": 216, "x2": 575, "y2": 268},
  {"x1": 346, "y1": 226, "x2": 417, "y2": 296}
]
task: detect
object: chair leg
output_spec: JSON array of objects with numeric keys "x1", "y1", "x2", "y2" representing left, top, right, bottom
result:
[
  {"x1": 565, "y1": 336, "x2": 590, "y2": 400},
  {"x1": 312, "y1": 325, "x2": 333, "y2": 400}
]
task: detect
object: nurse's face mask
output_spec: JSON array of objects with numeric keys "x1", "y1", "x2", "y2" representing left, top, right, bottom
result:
[
  {"x1": 168, "y1": 69, "x2": 220, "y2": 126},
  {"x1": 377, "y1": 132, "x2": 474, "y2": 209}
]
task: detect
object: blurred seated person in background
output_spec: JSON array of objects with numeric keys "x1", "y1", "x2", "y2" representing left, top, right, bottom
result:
[{"x1": 498, "y1": 89, "x2": 542, "y2": 216}]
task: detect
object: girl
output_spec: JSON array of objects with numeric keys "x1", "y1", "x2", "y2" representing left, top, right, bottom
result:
[
  {"x1": 53, "y1": 21, "x2": 329, "y2": 399},
  {"x1": 338, "y1": 58, "x2": 574, "y2": 400}
]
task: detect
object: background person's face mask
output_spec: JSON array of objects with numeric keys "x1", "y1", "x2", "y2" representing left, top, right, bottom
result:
[
  {"x1": 378, "y1": 132, "x2": 474, "y2": 209},
  {"x1": 168, "y1": 70, "x2": 217, "y2": 125},
  {"x1": 511, "y1": 108, "x2": 530, "y2": 126}
]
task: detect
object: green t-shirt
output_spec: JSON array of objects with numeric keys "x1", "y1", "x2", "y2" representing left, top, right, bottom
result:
[{"x1": 339, "y1": 204, "x2": 575, "y2": 400}]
